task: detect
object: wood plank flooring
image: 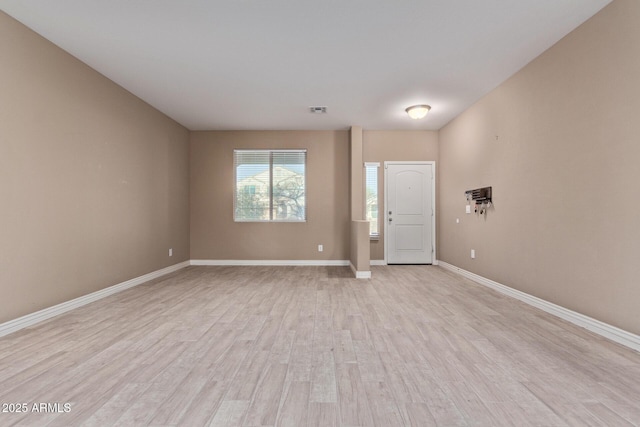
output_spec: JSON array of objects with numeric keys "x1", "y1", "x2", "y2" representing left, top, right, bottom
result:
[{"x1": 0, "y1": 265, "x2": 639, "y2": 426}]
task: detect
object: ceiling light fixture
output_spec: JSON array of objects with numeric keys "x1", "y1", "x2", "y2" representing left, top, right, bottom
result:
[{"x1": 405, "y1": 104, "x2": 431, "y2": 119}]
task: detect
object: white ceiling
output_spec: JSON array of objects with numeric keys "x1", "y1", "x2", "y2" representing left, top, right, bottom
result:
[{"x1": 1, "y1": 0, "x2": 611, "y2": 131}]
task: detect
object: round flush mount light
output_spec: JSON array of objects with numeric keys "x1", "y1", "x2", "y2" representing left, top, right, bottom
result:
[{"x1": 405, "y1": 104, "x2": 431, "y2": 119}]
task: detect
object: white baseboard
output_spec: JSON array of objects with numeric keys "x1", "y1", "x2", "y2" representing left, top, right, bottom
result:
[
  {"x1": 190, "y1": 259, "x2": 350, "y2": 266},
  {"x1": 437, "y1": 261, "x2": 640, "y2": 353},
  {"x1": 0, "y1": 261, "x2": 190, "y2": 338},
  {"x1": 370, "y1": 260, "x2": 438, "y2": 266},
  {"x1": 349, "y1": 262, "x2": 371, "y2": 279}
]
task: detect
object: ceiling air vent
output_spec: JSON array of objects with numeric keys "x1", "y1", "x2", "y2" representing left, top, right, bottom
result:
[{"x1": 309, "y1": 106, "x2": 327, "y2": 114}]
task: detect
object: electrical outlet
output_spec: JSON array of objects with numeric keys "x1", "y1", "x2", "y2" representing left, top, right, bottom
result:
[
  {"x1": 318, "y1": 244, "x2": 323, "y2": 252},
  {"x1": 471, "y1": 249, "x2": 475, "y2": 259},
  {"x1": 169, "y1": 248, "x2": 173, "y2": 257}
]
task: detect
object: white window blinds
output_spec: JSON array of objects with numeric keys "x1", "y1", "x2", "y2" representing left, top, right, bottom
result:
[
  {"x1": 234, "y1": 150, "x2": 306, "y2": 222},
  {"x1": 365, "y1": 162, "x2": 380, "y2": 237}
]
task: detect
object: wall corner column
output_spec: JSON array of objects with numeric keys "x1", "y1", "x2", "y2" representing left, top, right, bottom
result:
[
  {"x1": 349, "y1": 126, "x2": 370, "y2": 278},
  {"x1": 350, "y1": 126, "x2": 364, "y2": 221}
]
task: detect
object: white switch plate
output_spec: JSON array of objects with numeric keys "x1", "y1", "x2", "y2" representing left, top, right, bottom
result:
[
  {"x1": 318, "y1": 244, "x2": 323, "y2": 252},
  {"x1": 456, "y1": 218, "x2": 460, "y2": 223},
  {"x1": 169, "y1": 248, "x2": 173, "y2": 257},
  {"x1": 471, "y1": 249, "x2": 475, "y2": 259},
  {"x1": 466, "y1": 205, "x2": 471, "y2": 214}
]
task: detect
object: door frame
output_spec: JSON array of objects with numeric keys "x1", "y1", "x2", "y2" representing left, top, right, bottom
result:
[{"x1": 384, "y1": 161, "x2": 436, "y2": 265}]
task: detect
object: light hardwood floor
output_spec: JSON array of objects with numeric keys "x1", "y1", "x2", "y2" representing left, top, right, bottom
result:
[{"x1": 0, "y1": 265, "x2": 639, "y2": 426}]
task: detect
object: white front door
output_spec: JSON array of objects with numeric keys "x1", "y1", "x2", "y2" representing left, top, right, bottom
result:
[{"x1": 385, "y1": 162, "x2": 434, "y2": 264}]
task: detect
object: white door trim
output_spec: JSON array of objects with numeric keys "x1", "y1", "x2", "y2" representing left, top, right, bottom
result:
[{"x1": 384, "y1": 161, "x2": 436, "y2": 264}]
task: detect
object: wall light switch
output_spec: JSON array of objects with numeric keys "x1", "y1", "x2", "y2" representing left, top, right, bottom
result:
[
  {"x1": 169, "y1": 248, "x2": 173, "y2": 257},
  {"x1": 456, "y1": 218, "x2": 460, "y2": 223},
  {"x1": 318, "y1": 244, "x2": 323, "y2": 252},
  {"x1": 465, "y1": 205, "x2": 471, "y2": 214},
  {"x1": 471, "y1": 249, "x2": 475, "y2": 259}
]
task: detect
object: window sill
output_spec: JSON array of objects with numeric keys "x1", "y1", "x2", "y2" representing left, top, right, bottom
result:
[{"x1": 369, "y1": 235, "x2": 380, "y2": 241}]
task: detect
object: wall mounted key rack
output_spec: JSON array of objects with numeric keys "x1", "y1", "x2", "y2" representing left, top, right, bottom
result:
[{"x1": 465, "y1": 186, "x2": 492, "y2": 215}]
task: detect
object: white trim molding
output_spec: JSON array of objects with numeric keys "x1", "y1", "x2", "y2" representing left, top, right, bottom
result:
[
  {"x1": 370, "y1": 259, "x2": 436, "y2": 266},
  {"x1": 190, "y1": 259, "x2": 350, "y2": 266},
  {"x1": 0, "y1": 261, "x2": 190, "y2": 338},
  {"x1": 349, "y1": 262, "x2": 371, "y2": 279},
  {"x1": 438, "y1": 261, "x2": 640, "y2": 353}
]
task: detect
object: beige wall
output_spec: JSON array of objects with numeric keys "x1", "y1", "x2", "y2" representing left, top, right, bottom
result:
[
  {"x1": 438, "y1": 0, "x2": 640, "y2": 334},
  {"x1": 190, "y1": 131, "x2": 350, "y2": 260},
  {"x1": 363, "y1": 131, "x2": 439, "y2": 260},
  {"x1": 350, "y1": 220, "x2": 370, "y2": 272},
  {"x1": 350, "y1": 126, "x2": 364, "y2": 220},
  {"x1": 0, "y1": 12, "x2": 190, "y2": 323}
]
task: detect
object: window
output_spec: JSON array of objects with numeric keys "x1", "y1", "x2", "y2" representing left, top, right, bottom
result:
[
  {"x1": 365, "y1": 162, "x2": 380, "y2": 237},
  {"x1": 234, "y1": 149, "x2": 306, "y2": 222}
]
